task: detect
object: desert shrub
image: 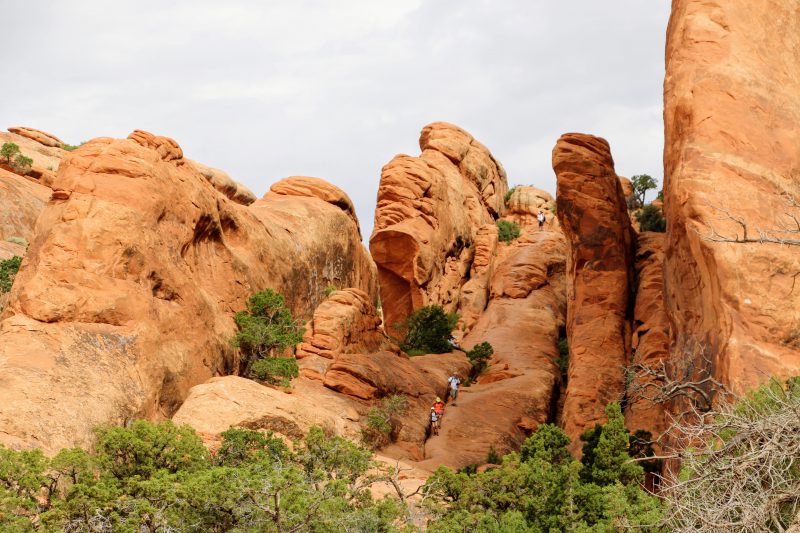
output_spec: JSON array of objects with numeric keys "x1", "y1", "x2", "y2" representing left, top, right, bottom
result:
[
  {"x1": 496, "y1": 219, "x2": 521, "y2": 243},
  {"x1": 324, "y1": 283, "x2": 338, "y2": 297},
  {"x1": 504, "y1": 186, "x2": 518, "y2": 206},
  {"x1": 557, "y1": 337, "x2": 569, "y2": 376},
  {"x1": 0, "y1": 421, "x2": 403, "y2": 531},
  {"x1": 0, "y1": 256, "x2": 22, "y2": 293},
  {"x1": 0, "y1": 142, "x2": 19, "y2": 164},
  {"x1": 12, "y1": 154, "x2": 33, "y2": 175},
  {"x1": 398, "y1": 305, "x2": 458, "y2": 354},
  {"x1": 361, "y1": 394, "x2": 409, "y2": 448},
  {"x1": 61, "y1": 142, "x2": 84, "y2": 151},
  {"x1": 485, "y1": 445, "x2": 501, "y2": 464},
  {"x1": 424, "y1": 403, "x2": 662, "y2": 531},
  {"x1": 466, "y1": 341, "x2": 494, "y2": 377},
  {"x1": 250, "y1": 356, "x2": 299, "y2": 386},
  {"x1": 231, "y1": 289, "x2": 305, "y2": 380},
  {"x1": 663, "y1": 377, "x2": 800, "y2": 532},
  {"x1": 636, "y1": 203, "x2": 666, "y2": 232}
]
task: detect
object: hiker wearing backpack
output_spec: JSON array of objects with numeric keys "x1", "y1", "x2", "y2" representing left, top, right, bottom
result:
[
  {"x1": 537, "y1": 209, "x2": 546, "y2": 230},
  {"x1": 447, "y1": 374, "x2": 461, "y2": 405},
  {"x1": 430, "y1": 407, "x2": 440, "y2": 436}
]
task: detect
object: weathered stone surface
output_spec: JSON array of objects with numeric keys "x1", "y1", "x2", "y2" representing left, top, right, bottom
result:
[
  {"x1": 418, "y1": 229, "x2": 567, "y2": 470},
  {"x1": 370, "y1": 122, "x2": 507, "y2": 335},
  {"x1": 504, "y1": 185, "x2": 558, "y2": 230},
  {"x1": 8, "y1": 127, "x2": 63, "y2": 148},
  {"x1": 664, "y1": 1, "x2": 800, "y2": 392},
  {"x1": 296, "y1": 288, "x2": 386, "y2": 375},
  {"x1": 553, "y1": 133, "x2": 635, "y2": 447},
  {"x1": 0, "y1": 129, "x2": 64, "y2": 187},
  {"x1": 0, "y1": 130, "x2": 376, "y2": 453},
  {"x1": 625, "y1": 232, "x2": 670, "y2": 439},
  {"x1": 173, "y1": 376, "x2": 363, "y2": 442},
  {"x1": 0, "y1": 168, "x2": 50, "y2": 244},
  {"x1": 192, "y1": 162, "x2": 256, "y2": 206}
]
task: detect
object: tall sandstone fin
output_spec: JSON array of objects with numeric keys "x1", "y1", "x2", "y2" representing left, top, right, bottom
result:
[
  {"x1": 664, "y1": 0, "x2": 800, "y2": 392},
  {"x1": 553, "y1": 133, "x2": 635, "y2": 448}
]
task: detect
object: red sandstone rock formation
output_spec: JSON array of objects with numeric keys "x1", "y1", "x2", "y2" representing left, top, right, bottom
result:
[
  {"x1": 0, "y1": 130, "x2": 376, "y2": 453},
  {"x1": 370, "y1": 122, "x2": 507, "y2": 335},
  {"x1": 1, "y1": 127, "x2": 65, "y2": 187},
  {"x1": 296, "y1": 288, "x2": 386, "y2": 379},
  {"x1": 553, "y1": 133, "x2": 635, "y2": 447},
  {"x1": 192, "y1": 162, "x2": 256, "y2": 206},
  {"x1": 664, "y1": 1, "x2": 800, "y2": 392},
  {"x1": 625, "y1": 232, "x2": 670, "y2": 439},
  {"x1": 8, "y1": 127, "x2": 63, "y2": 148},
  {"x1": 419, "y1": 228, "x2": 568, "y2": 470},
  {"x1": 0, "y1": 169, "x2": 50, "y2": 260}
]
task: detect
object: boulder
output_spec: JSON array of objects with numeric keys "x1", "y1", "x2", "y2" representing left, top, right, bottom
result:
[
  {"x1": 553, "y1": 133, "x2": 635, "y2": 447},
  {"x1": 0, "y1": 168, "x2": 50, "y2": 244},
  {"x1": 370, "y1": 122, "x2": 508, "y2": 335},
  {"x1": 0, "y1": 130, "x2": 376, "y2": 453},
  {"x1": 1, "y1": 129, "x2": 65, "y2": 187},
  {"x1": 664, "y1": 0, "x2": 800, "y2": 393},
  {"x1": 296, "y1": 288, "x2": 386, "y2": 376}
]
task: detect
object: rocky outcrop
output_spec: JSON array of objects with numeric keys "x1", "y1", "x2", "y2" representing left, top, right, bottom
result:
[
  {"x1": 504, "y1": 185, "x2": 557, "y2": 229},
  {"x1": 0, "y1": 168, "x2": 50, "y2": 254},
  {"x1": 419, "y1": 228, "x2": 568, "y2": 470},
  {"x1": 625, "y1": 232, "x2": 670, "y2": 438},
  {"x1": 192, "y1": 162, "x2": 256, "y2": 206},
  {"x1": 370, "y1": 122, "x2": 507, "y2": 335},
  {"x1": 1, "y1": 128, "x2": 65, "y2": 187},
  {"x1": 553, "y1": 133, "x2": 635, "y2": 446},
  {"x1": 296, "y1": 288, "x2": 386, "y2": 379},
  {"x1": 664, "y1": 1, "x2": 800, "y2": 392},
  {"x1": 0, "y1": 130, "x2": 376, "y2": 453},
  {"x1": 8, "y1": 127, "x2": 64, "y2": 148}
]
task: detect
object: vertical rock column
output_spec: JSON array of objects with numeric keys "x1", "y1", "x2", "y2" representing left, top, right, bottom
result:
[
  {"x1": 553, "y1": 133, "x2": 635, "y2": 447},
  {"x1": 664, "y1": 0, "x2": 800, "y2": 391}
]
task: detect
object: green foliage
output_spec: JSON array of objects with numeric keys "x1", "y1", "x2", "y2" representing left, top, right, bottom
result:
[
  {"x1": 504, "y1": 186, "x2": 517, "y2": 206},
  {"x1": 232, "y1": 289, "x2": 305, "y2": 380},
  {"x1": 324, "y1": 283, "x2": 339, "y2": 297},
  {"x1": 12, "y1": 154, "x2": 32, "y2": 175},
  {"x1": 361, "y1": 395, "x2": 408, "y2": 449},
  {"x1": 425, "y1": 403, "x2": 663, "y2": 531},
  {"x1": 485, "y1": 445, "x2": 501, "y2": 465},
  {"x1": 0, "y1": 421, "x2": 404, "y2": 532},
  {"x1": 656, "y1": 189, "x2": 664, "y2": 202},
  {"x1": 398, "y1": 305, "x2": 458, "y2": 354},
  {"x1": 557, "y1": 336, "x2": 569, "y2": 376},
  {"x1": 496, "y1": 219, "x2": 521, "y2": 243},
  {"x1": 0, "y1": 142, "x2": 19, "y2": 164},
  {"x1": 466, "y1": 341, "x2": 494, "y2": 377},
  {"x1": 0, "y1": 256, "x2": 22, "y2": 293},
  {"x1": 61, "y1": 142, "x2": 84, "y2": 151},
  {"x1": 250, "y1": 356, "x2": 299, "y2": 386},
  {"x1": 636, "y1": 203, "x2": 666, "y2": 232},
  {"x1": 631, "y1": 174, "x2": 658, "y2": 208}
]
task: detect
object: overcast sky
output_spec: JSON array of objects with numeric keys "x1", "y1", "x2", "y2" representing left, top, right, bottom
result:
[{"x1": 4, "y1": 1, "x2": 670, "y2": 240}]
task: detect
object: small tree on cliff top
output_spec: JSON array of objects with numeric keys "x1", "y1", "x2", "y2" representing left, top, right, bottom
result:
[{"x1": 631, "y1": 174, "x2": 657, "y2": 208}]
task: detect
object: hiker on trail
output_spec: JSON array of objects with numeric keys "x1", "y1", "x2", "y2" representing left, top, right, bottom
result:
[
  {"x1": 430, "y1": 407, "x2": 440, "y2": 436},
  {"x1": 537, "y1": 210, "x2": 546, "y2": 230},
  {"x1": 448, "y1": 334, "x2": 462, "y2": 351},
  {"x1": 433, "y1": 397, "x2": 445, "y2": 420},
  {"x1": 448, "y1": 374, "x2": 461, "y2": 405}
]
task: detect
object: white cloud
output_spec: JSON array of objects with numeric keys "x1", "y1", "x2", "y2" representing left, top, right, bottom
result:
[{"x1": 2, "y1": 0, "x2": 671, "y2": 239}]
